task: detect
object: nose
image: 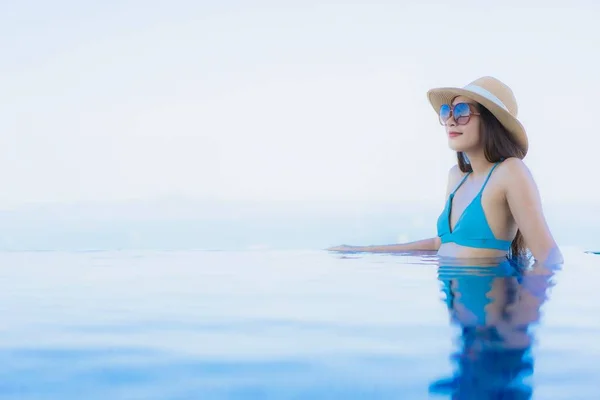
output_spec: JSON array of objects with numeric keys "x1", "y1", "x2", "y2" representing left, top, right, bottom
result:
[{"x1": 445, "y1": 115, "x2": 457, "y2": 127}]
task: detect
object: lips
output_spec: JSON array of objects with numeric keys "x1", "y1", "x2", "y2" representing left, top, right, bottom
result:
[{"x1": 448, "y1": 131, "x2": 462, "y2": 138}]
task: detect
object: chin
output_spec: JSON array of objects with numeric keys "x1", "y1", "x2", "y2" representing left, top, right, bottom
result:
[
  {"x1": 447, "y1": 141, "x2": 467, "y2": 152},
  {"x1": 447, "y1": 138, "x2": 476, "y2": 153}
]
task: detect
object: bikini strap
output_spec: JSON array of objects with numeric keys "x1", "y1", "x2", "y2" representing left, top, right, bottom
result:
[
  {"x1": 451, "y1": 172, "x2": 471, "y2": 195},
  {"x1": 478, "y1": 162, "x2": 500, "y2": 195}
]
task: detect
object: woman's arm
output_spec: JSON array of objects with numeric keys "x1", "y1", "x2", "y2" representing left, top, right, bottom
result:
[
  {"x1": 328, "y1": 166, "x2": 459, "y2": 254},
  {"x1": 502, "y1": 158, "x2": 563, "y2": 265},
  {"x1": 327, "y1": 237, "x2": 441, "y2": 253}
]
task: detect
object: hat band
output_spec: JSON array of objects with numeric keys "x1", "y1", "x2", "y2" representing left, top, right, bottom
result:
[{"x1": 463, "y1": 84, "x2": 508, "y2": 112}]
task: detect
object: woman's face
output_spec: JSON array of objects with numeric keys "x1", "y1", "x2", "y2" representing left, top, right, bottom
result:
[{"x1": 443, "y1": 96, "x2": 482, "y2": 153}]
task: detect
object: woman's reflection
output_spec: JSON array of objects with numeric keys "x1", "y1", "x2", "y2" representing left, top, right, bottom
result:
[{"x1": 429, "y1": 257, "x2": 556, "y2": 399}]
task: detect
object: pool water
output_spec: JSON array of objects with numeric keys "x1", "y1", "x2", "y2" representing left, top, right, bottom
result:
[{"x1": 1, "y1": 249, "x2": 599, "y2": 399}]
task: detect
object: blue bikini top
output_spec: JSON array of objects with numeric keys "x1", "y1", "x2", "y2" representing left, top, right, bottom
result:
[{"x1": 436, "y1": 162, "x2": 512, "y2": 251}]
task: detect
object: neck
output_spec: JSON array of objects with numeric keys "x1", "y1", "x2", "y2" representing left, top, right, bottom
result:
[{"x1": 464, "y1": 151, "x2": 495, "y2": 177}]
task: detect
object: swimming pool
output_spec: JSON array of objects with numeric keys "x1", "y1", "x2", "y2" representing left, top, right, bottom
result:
[{"x1": 1, "y1": 248, "x2": 598, "y2": 399}]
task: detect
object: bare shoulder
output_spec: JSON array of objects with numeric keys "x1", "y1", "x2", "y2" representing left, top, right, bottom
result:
[
  {"x1": 448, "y1": 164, "x2": 465, "y2": 180},
  {"x1": 495, "y1": 157, "x2": 536, "y2": 191},
  {"x1": 498, "y1": 157, "x2": 529, "y2": 173},
  {"x1": 445, "y1": 164, "x2": 466, "y2": 197}
]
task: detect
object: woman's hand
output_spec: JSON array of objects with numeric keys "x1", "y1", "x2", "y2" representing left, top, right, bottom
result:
[{"x1": 326, "y1": 245, "x2": 363, "y2": 253}]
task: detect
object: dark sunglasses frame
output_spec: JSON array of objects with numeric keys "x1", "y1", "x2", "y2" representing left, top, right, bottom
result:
[{"x1": 439, "y1": 102, "x2": 481, "y2": 126}]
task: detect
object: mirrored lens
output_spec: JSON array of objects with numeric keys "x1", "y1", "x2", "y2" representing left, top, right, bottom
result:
[
  {"x1": 454, "y1": 103, "x2": 472, "y2": 125},
  {"x1": 439, "y1": 104, "x2": 451, "y2": 123},
  {"x1": 453, "y1": 103, "x2": 471, "y2": 118}
]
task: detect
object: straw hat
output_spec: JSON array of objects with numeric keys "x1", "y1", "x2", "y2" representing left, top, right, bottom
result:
[{"x1": 426, "y1": 76, "x2": 528, "y2": 157}]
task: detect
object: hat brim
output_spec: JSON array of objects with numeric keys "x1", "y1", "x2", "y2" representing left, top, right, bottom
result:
[{"x1": 427, "y1": 87, "x2": 528, "y2": 157}]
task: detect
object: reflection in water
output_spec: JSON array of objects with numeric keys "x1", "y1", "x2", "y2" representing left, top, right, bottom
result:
[{"x1": 429, "y1": 258, "x2": 557, "y2": 399}]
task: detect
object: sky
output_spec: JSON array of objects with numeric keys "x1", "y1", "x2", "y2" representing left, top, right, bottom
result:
[{"x1": 1, "y1": 0, "x2": 599, "y2": 209}]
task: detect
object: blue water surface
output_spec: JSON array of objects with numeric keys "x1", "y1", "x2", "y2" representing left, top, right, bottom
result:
[{"x1": 1, "y1": 248, "x2": 599, "y2": 399}]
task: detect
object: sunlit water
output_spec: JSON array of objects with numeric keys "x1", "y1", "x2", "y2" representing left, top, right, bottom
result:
[{"x1": 1, "y1": 249, "x2": 599, "y2": 399}]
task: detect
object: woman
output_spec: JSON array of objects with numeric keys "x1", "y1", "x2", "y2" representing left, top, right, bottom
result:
[{"x1": 328, "y1": 76, "x2": 562, "y2": 265}]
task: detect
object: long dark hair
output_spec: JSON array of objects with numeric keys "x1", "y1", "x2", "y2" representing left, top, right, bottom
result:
[{"x1": 456, "y1": 105, "x2": 528, "y2": 260}]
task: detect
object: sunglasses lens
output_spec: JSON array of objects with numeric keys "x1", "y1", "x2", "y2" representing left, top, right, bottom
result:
[
  {"x1": 454, "y1": 103, "x2": 471, "y2": 125},
  {"x1": 439, "y1": 104, "x2": 451, "y2": 123}
]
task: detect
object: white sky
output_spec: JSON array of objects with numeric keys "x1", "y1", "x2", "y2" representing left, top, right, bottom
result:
[{"x1": 1, "y1": 0, "x2": 598, "y2": 208}]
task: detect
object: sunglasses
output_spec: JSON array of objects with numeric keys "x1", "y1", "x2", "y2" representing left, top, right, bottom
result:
[{"x1": 439, "y1": 103, "x2": 480, "y2": 126}]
